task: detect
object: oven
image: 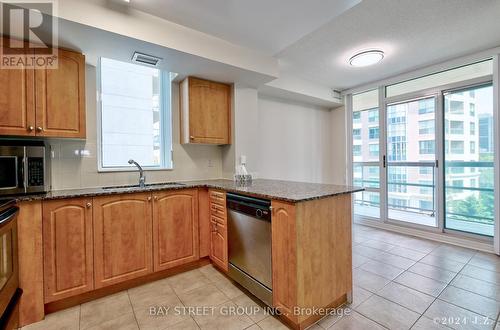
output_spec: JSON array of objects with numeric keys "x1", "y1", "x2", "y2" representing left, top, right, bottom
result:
[
  {"x1": 0, "y1": 199, "x2": 20, "y2": 329},
  {"x1": 0, "y1": 141, "x2": 48, "y2": 196}
]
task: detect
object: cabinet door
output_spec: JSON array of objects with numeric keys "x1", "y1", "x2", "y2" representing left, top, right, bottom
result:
[
  {"x1": 153, "y1": 189, "x2": 199, "y2": 271},
  {"x1": 35, "y1": 48, "x2": 86, "y2": 138},
  {"x1": 43, "y1": 198, "x2": 93, "y2": 303},
  {"x1": 186, "y1": 77, "x2": 231, "y2": 144},
  {"x1": 93, "y1": 193, "x2": 152, "y2": 288},
  {"x1": 271, "y1": 201, "x2": 297, "y2": 321},
  {"x1": 0, "y1": 39, "x2": 35, "y2": 136},
  {"x1": 210, "y1": 220, "x2": 228, "y2": 272}
]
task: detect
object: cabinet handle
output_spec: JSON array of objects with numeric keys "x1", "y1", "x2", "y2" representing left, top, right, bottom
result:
[
  {"x1": 190, "y1": 136, "x2": 195, "y2": 140},
  {"x1": 36, "y1": 126, "x2": 43, "y2": 133},
  {"x1": 27, "y1": 126, "x2": 34, "y2": 132},
  {"x1": 154, "y1": 196, "x2": 158, "y2": 201},
  {"x1": 147, "y1": 196, "x2": 152, "y2": 202},
  {"x1": 86, "y1": 202, "x2": 92, "y2": 208}
]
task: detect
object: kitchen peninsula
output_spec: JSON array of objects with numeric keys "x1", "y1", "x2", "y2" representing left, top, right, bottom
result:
[{"x1": 16, "y1": 179, "x2": 362, "y2": 329}]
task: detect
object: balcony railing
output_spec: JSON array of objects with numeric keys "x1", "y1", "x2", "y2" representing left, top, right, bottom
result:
[{"x1": 353, "y1": 161, "x2": 494, "y2": 225}]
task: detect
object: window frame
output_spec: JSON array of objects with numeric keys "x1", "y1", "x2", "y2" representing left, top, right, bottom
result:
[{"x1": 97, "y1": 58, "x2": 173, "y2": 172}]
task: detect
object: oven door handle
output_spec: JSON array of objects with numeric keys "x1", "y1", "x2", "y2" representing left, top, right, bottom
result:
[{"x1": 0, "y1": 206, "x2": 19, "y2": 229}]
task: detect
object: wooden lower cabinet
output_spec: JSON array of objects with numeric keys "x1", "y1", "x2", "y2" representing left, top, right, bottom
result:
[
  {"x1": 152, "y1": 189, "x2": 199, "y2": 271},
  {"x1": 42, "y1": 198, "x2": 93, "y2": 303},
  {"x1": 93, "y1": 193, "x2": 153, "y2": 289},
  {"x1": 271, "y1": 200, "x2": 297, "y2": 322},
  {"x1": 209, "y1": 218, "x2": 228, "y2": 271}
]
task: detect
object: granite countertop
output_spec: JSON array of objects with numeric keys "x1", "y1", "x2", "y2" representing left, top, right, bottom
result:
[{"x1": 13, "y1": 179, "x2": 363, "y2": 203}]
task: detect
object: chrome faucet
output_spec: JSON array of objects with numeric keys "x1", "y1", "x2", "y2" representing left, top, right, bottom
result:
[{"x1": 128, "y1": 159, "x2": 146, "y2": 188}]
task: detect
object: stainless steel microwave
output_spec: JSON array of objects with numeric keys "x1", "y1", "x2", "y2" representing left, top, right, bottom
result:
[{"x1": 0, "y1": 141, "x2": 49, "y2": 195}]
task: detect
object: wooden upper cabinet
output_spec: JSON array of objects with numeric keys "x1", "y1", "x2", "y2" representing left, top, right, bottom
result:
[
  {"x1": 271, "y1": 200, "x2": 297, "y2": 322},
  {"x1": 180, "y1": 77, "x2": 231, "y2": 145},
  {"x1": 152, "y1": 189, "x2": 199, "y2": 271},
  {"x1": 35, "y1": 48, "x2": 86, "y2": 138},
  {"x1": 0, "y1": 39, "x2": 35, "y2": 136},
  {"x1": 42, "y1": 198, "x2": 94, "y2": 303},
  {"x1": 93, "y1": 193, "x2": 153, "y2": 288}
]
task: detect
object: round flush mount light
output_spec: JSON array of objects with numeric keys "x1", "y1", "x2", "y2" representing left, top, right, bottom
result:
[{"x1": 349, "y1": 50, "x2": 384, "y2": 67}]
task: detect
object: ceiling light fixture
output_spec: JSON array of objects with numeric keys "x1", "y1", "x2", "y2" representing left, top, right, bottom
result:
[{"x1": 349, "y1": 50, "x2": 384, "y2": 67}]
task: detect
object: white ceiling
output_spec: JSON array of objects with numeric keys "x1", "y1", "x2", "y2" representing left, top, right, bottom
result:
[
  {"x1": 126, "y1": 0, "x2": 360, "y2": 56},
  {"x1": 277, "y1": 0, "x2": 500, "y2": 90}
]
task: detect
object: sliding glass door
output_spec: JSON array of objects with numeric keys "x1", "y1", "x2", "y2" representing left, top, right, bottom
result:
[
  {"x1": 350, "y1": 59, "x2": 496, "y2": 239},
  {"x1": 444, "y1": 84, "x2": 494, "y2": 236},
  {"x1": 386, "y1": 97, "x2": 438, "y2": 227}
]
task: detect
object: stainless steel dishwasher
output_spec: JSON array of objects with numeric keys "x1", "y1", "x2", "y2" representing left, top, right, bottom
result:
[{"x1": 227, "y1": 193, "x2": 272, "y2": 306}]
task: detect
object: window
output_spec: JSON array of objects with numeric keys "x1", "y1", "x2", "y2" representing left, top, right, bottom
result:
[
  {"x1": 419, "y1": 141, "x2": 435, "y2": 154},
  {"x1": 369, "y1": 127, "x2": 379, "y2": 139},
  {"x1": 450, "y1": 141, "x2": 464, "y2": 154},
  {"x1": 353, "y1": 111, "x2": 361, "y2": 123},
  {"x1": 419, "y1": 167, "x2": 433, "y2": 175},
  {"x1": 449, "y1": 167, "x2": 465, "y2": 174},
  {"x1": 470, "y1": 141, "x2": 476, "y2": 153},
  {"x1": 353, "y1": 128, "x2": 361, "y2": 140},
  {"x1": 419, "y1": 200, "x2": 433, "y2": 211},
  {"x1": 388, "y1": 167, "x2": 408, "y2": 193},
  {"x1": 388, "y1": 198, "x2": 407, "y2": 208},
  {"x1": 449, "y1": 101, "x2": 464, "y2": 114},
  {"x1": 419, "y1": 120, "x2": 434, "y2": 135},
  {"x1": 369, "y1": 144, "x2": 379, "y2": 157},
  {"x1": 449, "y1": 121, "x2": 464, "y2": 134},
  {"x1": 353, "y1": 145, "x2": 361, "y2": 156},
  {"x1": 99, "y1": 57, "x2": 172, "y2": 169},
  {"x1": 368, "y1": 109, "x2": 379, "y2": 123},
  {"x1": 470, "y1": 122, "x2": 475, "y2": 135},
  {"x1": 470, "y1": 103, "x2": 476, "y2": 116},
  {"x1": 418, "y1": 99, "x2": 434, "y2": 114},
  {"x1": 419, "y1": 180, "x2": 433, "y2": 195}
]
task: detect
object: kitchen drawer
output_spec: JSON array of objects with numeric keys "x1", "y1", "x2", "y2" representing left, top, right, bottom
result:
[
  {"x1": 209, "y1": 190, "x2": 226, "y2": 205},
  {"x1": 210, "y1": 202, "x2": 226, "y2": 217},
  {"x1": 211, "y1": 214, "x2": 226, "y2": 225}
]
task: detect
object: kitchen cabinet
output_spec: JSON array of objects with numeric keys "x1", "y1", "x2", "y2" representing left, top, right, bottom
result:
[
  {"x1": 210, "y1": 220, "x2": 227, "y2": 271},
  {"x1": 35, "y1": 48, "x2": 86, "y2": 138},
  {"x1": 271, "y1": 195, "x2": 353, "y2": 329},
  {"x1": 208, "y1": 190, "x2": 228, "y2": 271},
  {"x1": 0, "y1": 39, "x2": 85, "y2": 138},
  {"x1": 93, "y1": 193, "x2": 153, "y2": 288},
  {"x1": 42, "y1": 198, "x2": 93, "y2": 303},
  {"x1": 271, "y1": 200, "x2": 297, "y2": 322},
  {"x1": 180, "y1": 77, "x2": 231, "y2": 145},
  {"x1": 0, "y1": 38, "x2": 35, "y2": 136},
  {"x1": 152, "y1": 189, "x2": 199, "y2": 271}
]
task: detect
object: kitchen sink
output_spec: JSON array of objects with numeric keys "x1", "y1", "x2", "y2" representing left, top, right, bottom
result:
[{"x1": 101, "y1": 182, "x2": 185, "y2": 190}]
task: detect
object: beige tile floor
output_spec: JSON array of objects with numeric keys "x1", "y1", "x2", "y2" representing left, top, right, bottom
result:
[{"x1": 21, "y1": 224, "x2": 500, "y2": 330}]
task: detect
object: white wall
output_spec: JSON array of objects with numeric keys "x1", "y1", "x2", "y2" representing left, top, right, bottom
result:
[
  {"x1": 257, "y1": 95, "x2": 347, "y2": 184},
  {"x1": 49, "y1": 65, "x2": 222, "y2": 190}
]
